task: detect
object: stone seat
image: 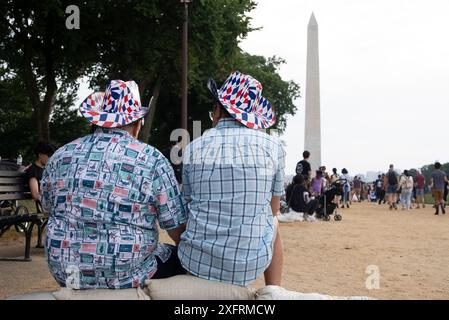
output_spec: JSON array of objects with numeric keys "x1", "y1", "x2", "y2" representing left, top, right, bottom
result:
[{"x1": 4, "y1": 275, "x2": 374, "y2": 300}]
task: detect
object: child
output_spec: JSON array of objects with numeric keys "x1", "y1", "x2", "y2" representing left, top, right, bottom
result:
[{"x1": 310, "y1": 170, "x2": 325, "y2": 197}]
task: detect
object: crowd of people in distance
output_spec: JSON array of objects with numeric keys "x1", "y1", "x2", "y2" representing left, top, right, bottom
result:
[{"x1": 279, "y1": 153, "x2": 449, "y2": 223}]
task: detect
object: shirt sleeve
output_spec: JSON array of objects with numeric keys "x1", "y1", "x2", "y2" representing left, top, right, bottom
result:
[
  {"x1": 182, "y1": 143, "x2": 192, "y2": 203},
  {"x1": 152, "y1": 155, "x2": 188, "y2": 230},
  {"x1": 271, "y1": 142, "x2": 286, "y2": 197}
]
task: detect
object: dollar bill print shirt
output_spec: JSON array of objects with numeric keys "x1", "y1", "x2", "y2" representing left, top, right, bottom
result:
[{"x1": 41, "y1": 128, "x2": 187, "y2": 289}]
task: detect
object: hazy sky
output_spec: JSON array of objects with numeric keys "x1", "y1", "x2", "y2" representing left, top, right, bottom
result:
[{"x1": 239, "y1": 0, "x2": 449, "y2": 176}]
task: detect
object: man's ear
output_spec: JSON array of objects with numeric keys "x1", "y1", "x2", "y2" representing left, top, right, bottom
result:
[{"x1": 132, "y1": 121, "x2": 140, "y2": 138}]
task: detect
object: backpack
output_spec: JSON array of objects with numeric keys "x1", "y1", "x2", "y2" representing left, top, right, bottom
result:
[
  {"x1": 404, "y1": 176, "x2": 413, "y2": 189},
  {"x1": 296, "y1": 162, "x2": 303, "y2": 175},
  {"x1": 387, "y1": 171, "x2": 397, "y2": 185}
]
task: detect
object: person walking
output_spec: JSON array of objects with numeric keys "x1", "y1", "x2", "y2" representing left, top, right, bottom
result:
[
  {"x1": 340, "y1": 168, "x2": 351, "y2": 209},
  {"x1": 353, "y1": 176, "x2": 362, "y2": 202},
  {"x1": 330, "y1": 168, "x2": 339, "y2": 183},
  {"x1": 399, "y1": 170, "x2": 414, "y2": 210},
  {"x1": 386, "y1": 164, "x2": 399, "y2": 210},
  {"x1": 430, "y1": 162, "x2": 448, "y2": 215},
  {"x1": 375, "y1": 175, "x2": 384, "y2": 205},
  {"x1": 413, "y1": 170, "x2": 425, "y2": 209}
]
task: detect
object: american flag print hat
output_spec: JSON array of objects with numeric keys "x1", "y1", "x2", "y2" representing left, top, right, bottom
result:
[
  {"x1": 79, "y1": 80, "x2": 150, "y2": 128},
  {"x1": 207, "y1": 71, "x2": 276, "y2": 129}
]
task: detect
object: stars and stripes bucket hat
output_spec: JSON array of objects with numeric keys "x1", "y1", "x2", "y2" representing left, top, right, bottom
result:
[
  {"x1": 79, "y1": 80, "x2": 150, "y2": 128},
  {"x1": 207, "y1": 71, "x2": 276, "y2": 129}
]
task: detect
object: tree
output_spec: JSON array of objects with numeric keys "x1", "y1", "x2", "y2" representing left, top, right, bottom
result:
[
  {"x1": 1, "y1": 0, "x2": 300, "y2": 159},
  {"x1": 0, "y1": 67, "x2": 89, "y2": 163},
  {"x1": 227, "y1": 52, "x2": 300, "y2": 131},
  {"x1": 422, "y1": 162, "x2": 449, "y2": 184},
  {"x1": 85, "y1": 0, "x2": 259, "y2": 144},
  {"x1": 0, "y1": 0, "x2": 103, "y2": 141},
  {"x1": 0, "y1": 71, "x2": 34, "y2": 160}
]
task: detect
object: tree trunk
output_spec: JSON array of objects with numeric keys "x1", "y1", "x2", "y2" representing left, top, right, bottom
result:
[
  {"x1": 21, "y1": 11, "x2": 58, "y2": 142},
  {"x1": 22, "y1": 42, "x2": 43, "y2": 142},
  {"x1": 138, "y1": 76, "x2": 161, "y2": 143},
  {"x1": 40, "y1": 58, "x2": 57, "y2": 141},
  {"x1": 39, "y1": 12, "x2": 58, "y2": 141}
]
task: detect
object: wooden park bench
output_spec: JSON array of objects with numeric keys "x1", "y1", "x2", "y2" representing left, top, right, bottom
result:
[{"x1": 0, "y1": 169, "x2": 47, "y2": 261}]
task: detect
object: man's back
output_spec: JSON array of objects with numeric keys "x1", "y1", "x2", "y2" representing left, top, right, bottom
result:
[
  {"x1": 296, "y1": 159, "x2": 310, "y2": 177},
  {"x1": 432, "y1": 169, "x2": 447, "y2": 189},
  {"x1": 178, "y1": 118, "x2": 285, "y2": 286},
  {"x1": 41, "y1": 128, "x2": 186, "y2": 289},
  {"x1": 387, "y1": 170, "x2": 398, "y2": 185},
  {"x1": 416, "y1": 174, "x2": 425, "y2": 189}
]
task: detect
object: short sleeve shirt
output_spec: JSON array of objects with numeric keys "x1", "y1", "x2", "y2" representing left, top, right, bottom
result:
[
  {"x1": 26, "y1": 163, "x2": 44, "y2": 184},
  {"x1": 296, "y1": 160, "x2": 311, "y2": 177},
  {"x1": 40, "y1": 128, "x2": 187, "y2": 289},
  {"x1": 178, "y1": 118, "x2": 285, "y2": 286},
  {"x1": 431, "y1": 170, "x2": 447, "y2": 190},
  {"x1": 415, "y1": 174, "x2": 425, "y2": 189}
]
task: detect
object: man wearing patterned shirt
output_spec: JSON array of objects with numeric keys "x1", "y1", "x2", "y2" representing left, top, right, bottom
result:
[
  {"x1": 41, "y1": 80, "x2": 187, "y2": 289},
  {"x1": 178, "y1": 71, "x2": 285, "y2": 286}
]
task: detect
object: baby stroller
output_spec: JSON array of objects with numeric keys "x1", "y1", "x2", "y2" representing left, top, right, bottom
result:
[{"x1": 315, "y1": 179, "x2": 346, "y2": 221}]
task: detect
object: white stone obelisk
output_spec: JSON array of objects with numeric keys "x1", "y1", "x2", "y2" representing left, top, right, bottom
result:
[{"x1": 304, "y1": 12, "x2": 321, "y2": 172}]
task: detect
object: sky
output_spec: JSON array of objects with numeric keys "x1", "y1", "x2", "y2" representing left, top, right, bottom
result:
[
  {"x1": 239, "y1": 0, "x2": 449, "y2": 176},
  {"x1": 75, "y1": 0, "x2": 449, "y2": 178}
]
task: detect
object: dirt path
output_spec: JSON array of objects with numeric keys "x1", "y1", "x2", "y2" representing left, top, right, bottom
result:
[{"x1": 1, "y1": 202, "x2": 448, "y2": 299}]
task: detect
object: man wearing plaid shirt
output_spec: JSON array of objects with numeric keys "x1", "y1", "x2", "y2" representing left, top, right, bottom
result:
[{"x1": 178, "y1": 71, "x2": 285, "y2": 286}]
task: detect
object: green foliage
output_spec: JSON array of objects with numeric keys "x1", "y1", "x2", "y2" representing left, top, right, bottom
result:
[
  {"x1": 230, "y1": 52, "x2": 300, "y2": 131},
  {"x1": 0, "y1": 0, "x2": 300, "y2": 158},
  {"x1": 0, "y1": 74, "x2": 34, "y2": 161},
  {"x1": 421, "y1": 162, "x2": 449, "y2": 184},
  {"x1": 0, "y1": 72, "x2": 89, "y2": 163}
]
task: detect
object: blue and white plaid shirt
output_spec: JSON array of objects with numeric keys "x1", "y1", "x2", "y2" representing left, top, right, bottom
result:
[{"x1": 178, "y1": 118, "x2": 285, "y2": 286}]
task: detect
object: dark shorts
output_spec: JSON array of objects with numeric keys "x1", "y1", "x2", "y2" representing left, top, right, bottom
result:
[
  {"x1": 387, "y1": 185, "x2": 398, "y2": 194},
  {"x1": 152, "y1": 244, "x2": 186, "y2": 279}
]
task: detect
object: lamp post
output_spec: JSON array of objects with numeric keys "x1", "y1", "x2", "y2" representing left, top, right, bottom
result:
[{"x1": 180, "y1": 0, "x2": 192, "y2": 131}]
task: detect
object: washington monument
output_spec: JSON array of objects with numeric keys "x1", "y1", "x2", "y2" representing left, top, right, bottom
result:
[{"x1": 304, "y1": 12, "x2": 321, "y2": 172}]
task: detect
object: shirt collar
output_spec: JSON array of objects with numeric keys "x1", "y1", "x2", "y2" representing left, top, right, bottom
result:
[
  {"x1": 215, "y1": 118, "x2": 245, "y2": 130},
  {"x1": 94, "y1": 127, "x2": 132, "y2": 139}
]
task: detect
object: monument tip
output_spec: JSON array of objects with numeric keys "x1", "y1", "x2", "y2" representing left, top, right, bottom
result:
[{"x1": 309, "y1": 12, "x2": 318, "y2": 26}]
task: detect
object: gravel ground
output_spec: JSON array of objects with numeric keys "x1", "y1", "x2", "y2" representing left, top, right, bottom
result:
[{"x1": 1, "y1": 202, "x2": 448, "y2": 300}]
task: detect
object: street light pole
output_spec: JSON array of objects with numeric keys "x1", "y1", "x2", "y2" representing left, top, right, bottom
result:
[{"x1": 180, "y1": 0, "x2": 191, "y2": 131}]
